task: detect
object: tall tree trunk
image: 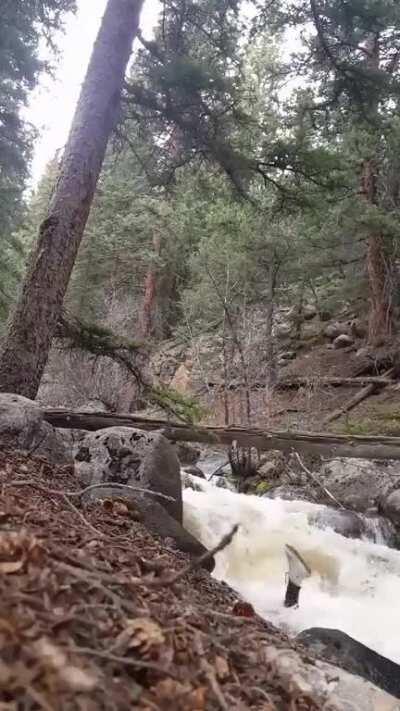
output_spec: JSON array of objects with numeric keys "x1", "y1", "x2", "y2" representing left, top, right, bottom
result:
[
  {"x1": 0, "y1": 0, "x2": 144, "y2": 398},
  {"x1": 139, "y1": 232, "x2": 161, "y2": 339},
  {"x1": 361, "y1": 34, "x2": 394, "y2": 345},
  {"x1": 361, "y1": 158, "x2": 393, "y2": 345},
  {"x1": 265, "y1": 259, "x2": 278, "y2": 390}
]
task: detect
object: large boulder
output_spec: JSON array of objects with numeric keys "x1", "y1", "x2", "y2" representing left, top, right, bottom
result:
[
  {"x1": 308, "y1": 507, "x2": 396, "y2": 546},
  {"x1": 297, "y1": 628, "x2": 400, "y2": 699},
  {"x1": 265, "y1": 645, "x2": 400, "y2": 710},
  {"x1": 320, "y1": 458, "x2": 395, "y2": 512},
  {"x1": 0, "y1": 393, "x2": 72, "y2": 465},
  {"x1": 84, "y1": 485, "x2": 214, "y2": 572},
  {"x1": 174, "y1": 442, "x2": 201, "y2": 466},
  {"x1": 380, "y1": 489, "x2": 400, "y2": 528},
  {"x1": 75, "y1": 427, "x2": 182, "y2": 523}
]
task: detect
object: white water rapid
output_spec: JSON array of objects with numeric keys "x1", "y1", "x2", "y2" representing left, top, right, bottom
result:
[{"x1": 182, "y1": 477, "x2": 400, "y2": 663}]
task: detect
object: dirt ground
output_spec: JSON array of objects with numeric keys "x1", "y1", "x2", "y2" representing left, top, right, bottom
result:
[{"x1": 0, "y1": 449, "x2": 328, "y2": 711}]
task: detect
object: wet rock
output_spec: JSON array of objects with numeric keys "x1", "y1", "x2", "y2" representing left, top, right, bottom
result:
[
  {"x1": 175, "y1": 442, "x2": 200, "y2": 466},
  {"x1": 0, "y1": 393, "x2": 72, "y2": 465},
  {"x1": 87, "y1": 485, "x2": 214, "y2": 571},
  {"x1": 380, "y1": 489, "x2": 400, "y2": 528},
  {"x1": 183, "y1": 464, "x2": 205, "y2": 479},
  {"x1": 297, "y1": 628, "x2": 400, "y2": 699},
  {"x1": 278, "y1": 350, "x2": 296, "y2": 362},
  {"x1": 265, "y1": 645, "x2": 400, "y2": 710},
  {"x1": 320, "y1": 458, "x2": 395, "y2": 513},
  {"x1": 308, "y1": 507, "x2": 365, "y2": 539},
  {"x1": 307, "y1": 507, "x2": 396, "y2": 545},
  {"x1": 80, "y1": 399, "x2": 109, "y2": 412},
  {"x1": 258, "y1": 451, "x2": 287, "y2": 481},
  {"x1": 274, "y1": 322, "x2": 293, "y2": 339},
  {"x1": 75, "y1": 426, "x2": 182, "y2": 523},
  {"x1": 333, "y1": 333, "x2": 354, "y2": 349},
  {"x1": 266, "y1": 485, "x2": 318, "y2": 503},
  {"x1": 302, "y1": 304, "x2": 317, "y2": 320}
]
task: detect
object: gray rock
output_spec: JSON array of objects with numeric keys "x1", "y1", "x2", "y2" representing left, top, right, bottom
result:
[
  {"x1": 258, "y1": 451, "x2": 287, "y2": 480},
  {"x1": 75, "y1": 426, "x2": 182, "y2": 523},
  {"x1": 266, "y1": 485, "x2": 318, "y2": 503},
  {"x1": 333, "y1": 333, "x2": 354, "y2": 349},
  {"x1": 264, "y1": 645, "x2": 400, "y2": 710},
  {"x1": 278, "y1": 350, "x2": 296, "y2": 361},
  {"x1": 380, "y1": 489, "x2": 400, "y2": 528},
  {"x1": 297, "y1": 628, "x2": 400, "y2": 699},
  {"x1": 274, "y1": 322, "x2": 293, "y2": 339},
  {"x1": 320, "y1": 458, "x2": 394, "y2": 512},
  {"x1": 0, "y1": 393, "x2": 72, "y2": 465},
  {"x1": 302, "y1": 304, "x2": 317, "y2": 320},
  {"x1": 308, "y1": 507, "x2": 365, "y2": 539},
  {"x1": 175, "y1": 442, "x2": 201, "y2": 466},
  {"x1": 85, "y1": 485, "x2": 214, "y2": 571},
  {"x1": 183, "y1": 464, "x2": 205, "y2": 479},
  {"x1": 308, "y1": 507, "x2": 396, "y2": 545}
]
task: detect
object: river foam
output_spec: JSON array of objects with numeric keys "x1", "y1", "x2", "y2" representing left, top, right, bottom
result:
[{"x1": 183, "y1": 478, "x2": 400, "y2": 663}]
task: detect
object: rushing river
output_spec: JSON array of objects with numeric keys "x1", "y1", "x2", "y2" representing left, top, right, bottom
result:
[{"x1": 182, "y1": 476, "x2": 400, "y2": 663}]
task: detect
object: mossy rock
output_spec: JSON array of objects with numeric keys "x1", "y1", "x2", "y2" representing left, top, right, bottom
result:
[{"x1": 256, "y1": 481, "x2": 271, "y2": 495}]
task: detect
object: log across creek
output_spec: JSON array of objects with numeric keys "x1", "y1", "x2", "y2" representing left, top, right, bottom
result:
[{"x1": 45, "y1": 408, "x2": 400, "y2": 461}]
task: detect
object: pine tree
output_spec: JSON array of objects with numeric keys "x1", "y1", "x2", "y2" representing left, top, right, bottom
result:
[
  {"x1": 0, "y1": 1, "x2": 76, "y2": 239},
  {"x1": 0, "y1": 0, "x2": 144, "y2": 398}
]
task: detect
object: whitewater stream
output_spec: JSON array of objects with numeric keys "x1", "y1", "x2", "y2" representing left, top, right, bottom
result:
[{"x1": 182, "y1": 476, "x2": 400, "y2": 664}]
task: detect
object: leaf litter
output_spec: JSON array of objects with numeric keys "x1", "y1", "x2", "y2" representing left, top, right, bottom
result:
[{"x1": 0, "y1": 449, "x2": 325, "y2": 710}]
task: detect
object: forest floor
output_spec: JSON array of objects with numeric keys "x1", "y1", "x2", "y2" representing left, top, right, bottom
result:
[
  {"x1": 0, "y1": 448, "x2": 325, "y2": 711},
  {"x1": 198, "y1": 343, "x2": 400, "y2": 436}
]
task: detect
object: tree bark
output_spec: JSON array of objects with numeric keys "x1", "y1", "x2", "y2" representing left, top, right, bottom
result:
[
  {"x1": 44, "y1": 407, "x2": 400, "y2": 461},
  {"x1": 139, "y1": 232, "x2": 161, "y2": 339},
  {"x1": 359, "y1": 35, "x2": 395, "y2": 345},
  {"x1": 0, "y1": 0, "x2": 144, "y2": 398}
]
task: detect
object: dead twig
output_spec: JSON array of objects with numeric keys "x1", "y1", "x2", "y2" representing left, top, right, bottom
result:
[
  {"x1": 293, "y1": 451, "x2": 345, "y2": 509},
  {"x1": 148, "y1": 524, "x2": 239, "y2": 587},
  {"x1": 5, "y1": 480, "x2": 175, "y2": 502},
  {"x1": 66, "y1": 645, "x2": 174, "y2": 675},
  {"x1": 194, "y1": 631, "x2": 229, "y2": 711},
  {"x1": 207, "y1": 460, "x2": 229, "y2": 481}
]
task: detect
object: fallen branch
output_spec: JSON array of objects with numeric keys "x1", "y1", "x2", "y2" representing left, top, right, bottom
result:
[
  {"x1": 293, "y1": 451, "x2": 345, "y2": 509},
  {"x1": 148, "y1": 524, "x2": 239, "y2": 587},
  {"x1": 194, "y1": 631, "x2": 229, "y2": 711},
  {"x1": 207, "y1": 460, "x2": 230, "y2": 482},
  {"x1": 6, "y1": 480, "x2": 175, "y2": 502},
  {"x1": 278, "y1": 375, "x2": 395, "y2": 388},
  {"x1": 323, "y1": 367, "x2": 395, "y2": 425}
]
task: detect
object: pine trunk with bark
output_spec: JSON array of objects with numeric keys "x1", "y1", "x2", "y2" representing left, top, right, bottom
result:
[
  {"x1": 361, "y1": 35, "x2": 394, "y2": 345},
  {"x1": 139, "y1": 232, "x2": 161, "y2": 339},
  {"x1": 0, "y1": 0, "x2": 144, "y2": 398}
]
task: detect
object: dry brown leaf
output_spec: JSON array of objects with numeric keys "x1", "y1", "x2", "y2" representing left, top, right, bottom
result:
[
  {"x1": 0, "y1": 530, "x2": 41, "y2": 574},
  {"x1": 59, "y1": 665, "x2": 97, "y2": 692},
  {"x1": 33, "y1": 638, "x2": 97, "y2": 691},
  {"x1": 231, "y1": 601, "x2": 255, "y2": 618},
  {"x1": 0, "y1": 560, "x2": 23, "y2": 575},
  {"x1": 116, "y1": 617, "x2": 165, "y2": 654},
  {"x1": 214, "y1": 655, "x2": 229, "y2": 680},
  {"x1": 186, "y1": 685, "x2": 207, "y2": 710},
  {"x1": 153, "y1": 678, "x2": 191, "y2": 701}
]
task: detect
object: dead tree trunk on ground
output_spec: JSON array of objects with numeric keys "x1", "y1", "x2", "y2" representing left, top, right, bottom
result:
[{"x1": 0, "y1": 0, "x2": 144, "y2": 398}]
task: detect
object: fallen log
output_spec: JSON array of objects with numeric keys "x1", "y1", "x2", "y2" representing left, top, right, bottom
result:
[
  {"x1": 210, "y1": 376, "x2": 394, "y2": 391},
  {"x1": 278, "y1": 375, "x2": 394, "y2": 389},
  {"x1": 323, "y1": 367, "x2": 395, "y2": 425},
  {"x1": 45, "y1": 408, "x2": 400, "y2": 461}
]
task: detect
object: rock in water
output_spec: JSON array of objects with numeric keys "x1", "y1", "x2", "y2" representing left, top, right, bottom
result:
[
  {"x1": 297, "y1": 627, "x2": 400, "y2": 698},
  {"x1": 284, "y1": 544, "x2": 311, "y2": 607},
  {"x1": 75, "y1": 426, "x2": 182, "y2": 523}
]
